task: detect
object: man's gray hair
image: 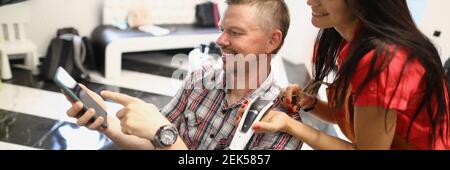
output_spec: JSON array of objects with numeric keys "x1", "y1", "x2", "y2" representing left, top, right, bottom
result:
[{"x1": 226, "y1": 0, "x2": 291, "y2": 53}]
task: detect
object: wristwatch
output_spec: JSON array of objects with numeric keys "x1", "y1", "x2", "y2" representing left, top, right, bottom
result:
[{"x1": 151, "y1": 124, "x2": 179, "y2": 148}]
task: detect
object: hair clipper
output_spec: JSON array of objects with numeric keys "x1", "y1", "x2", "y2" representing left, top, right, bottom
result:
[{"x1": 229, "y1": 96, "x2": 274, "y2": 150}]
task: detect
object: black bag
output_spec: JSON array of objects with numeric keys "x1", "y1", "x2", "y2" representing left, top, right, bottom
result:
[
  {"x1": 195, "y1": 2, "x2": 219, "y2": 28},
  {"x1": 39, "y1": 27, "x2": 91, "y2": 81},
  {"x1": 82, "y1": 36, "x2": 98, "y2": 70}
]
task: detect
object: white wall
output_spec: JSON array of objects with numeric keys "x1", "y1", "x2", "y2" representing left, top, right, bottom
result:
[
  {"x1": 407, "y1": 0, "x2": 428, "y2": 24},
  {"x1": 0, "y1": 0, "x2": 103, "y2": 57},
  {"x1": 278, "y1": 0, "x2": 318, "y2": 74},
  {"x1": 26, "y1": 0, "x2": 103, "y2": 57},
  {"x1": 419, "y1": 0, "x2": 450, "y2": 63}
]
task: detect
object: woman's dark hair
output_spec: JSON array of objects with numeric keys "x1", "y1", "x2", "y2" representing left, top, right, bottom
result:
[{"x1": 313, "y1": 0, "x2": 449, "y2": 148}]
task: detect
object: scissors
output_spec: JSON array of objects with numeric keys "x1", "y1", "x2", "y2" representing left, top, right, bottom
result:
[{"x1": 279, "y1": 79, "x2": 332, "y2": 112}]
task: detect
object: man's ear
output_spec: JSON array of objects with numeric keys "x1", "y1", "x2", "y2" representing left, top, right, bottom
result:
[{"x1": 266, "y1": 30, "x2": 283, "y2": 54}]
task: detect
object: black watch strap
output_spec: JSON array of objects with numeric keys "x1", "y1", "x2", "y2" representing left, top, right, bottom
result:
[{"x1": 150, "y1": 137, "x2": 164, "y2": 148}]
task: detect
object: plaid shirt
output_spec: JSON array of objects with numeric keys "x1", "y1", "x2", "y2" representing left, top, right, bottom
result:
[{"x1": 161, "y1": 65, "x2": 303, "y2": 150}]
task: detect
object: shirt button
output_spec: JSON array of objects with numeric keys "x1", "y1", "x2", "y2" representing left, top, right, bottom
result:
[{"x1": 210, "y1": 134, "x2": 215, "y2": 138}]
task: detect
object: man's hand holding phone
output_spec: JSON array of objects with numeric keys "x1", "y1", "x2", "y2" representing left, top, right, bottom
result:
[
  {"x1": 54, "y1": 67, "x2": 109, "y2": 130},
  {"x1": 65, "y1": 84, "x2": 171, "y2": 140},
  {"x1": 65, "y1": 84, "x2": 109, "y2": 132},
  {"x1": 56, "y1": 67, "x2": 180, "y2": 149}
]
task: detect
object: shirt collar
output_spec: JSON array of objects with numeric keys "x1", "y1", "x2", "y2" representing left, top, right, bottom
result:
[{"x1": 216, "y1": 70, "x2": 278, "y2": 109}]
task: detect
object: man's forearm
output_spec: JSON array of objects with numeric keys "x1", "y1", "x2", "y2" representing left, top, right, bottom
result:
[
  {"x1": 103, "y1": 118, "x2": 154, "y2": 150},
  {"x1": 103, "y1": 117, "x2": 188, "y2": 150},
  {"x1": 155, "y1": 138, "x2": 189, "y2": 150},
  {"x1": 107, "y1": 132, "x2": 154, "y2": 150},
  {"x1": 108, "y1": 129, "x2": 188, "y2": 150}
]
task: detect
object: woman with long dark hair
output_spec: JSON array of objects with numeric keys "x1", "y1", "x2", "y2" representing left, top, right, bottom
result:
[{"x1": 253, "y1": 0, "x2": 450, "y2": 149}]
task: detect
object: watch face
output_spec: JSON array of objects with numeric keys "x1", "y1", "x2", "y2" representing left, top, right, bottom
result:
[{"x1": 160, "y1": 128, "x2": 177, "y2": 146}]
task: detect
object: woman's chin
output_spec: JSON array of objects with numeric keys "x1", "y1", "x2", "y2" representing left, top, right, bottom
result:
[{"x1": 311, "y1": 20, "x2": 332, "y2": 29}]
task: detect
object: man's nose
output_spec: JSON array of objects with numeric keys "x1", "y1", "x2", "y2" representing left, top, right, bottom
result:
[{"x1": 216, "y1": 33, "x2": 230, "y2": 48}]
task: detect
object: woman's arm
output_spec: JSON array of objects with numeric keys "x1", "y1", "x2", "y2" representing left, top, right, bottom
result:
[
  {"x1": 255, "y1": 106, "x2": 397, "y2": 150},
  {"x1": 306, "y1": 100, "x2": 337, "y2": 124}
]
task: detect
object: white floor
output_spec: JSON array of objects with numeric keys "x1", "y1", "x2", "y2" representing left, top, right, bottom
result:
[
  {"x1": 0, "y1": 83, "x2": 123, "y2": 123},
  {"x1": 89, "y1": 70, "x2": 182, "y2": 97},
  {"x1": 0, "y1": 141, "x2": 41, "y2": 150}
]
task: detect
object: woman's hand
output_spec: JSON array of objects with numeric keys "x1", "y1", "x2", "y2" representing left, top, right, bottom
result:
[
  {"x1": 101, "y1": 91, "x2": 171, "y2": 140},
  {"x1": 281, "y1": 84, "x2": 317, "y2": 112},
  {"x1": 252, "y1": 110, "x2": 292, "y2": 134}
]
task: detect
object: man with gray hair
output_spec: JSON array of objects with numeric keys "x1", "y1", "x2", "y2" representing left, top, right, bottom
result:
[{"x1": 64, "y1": 0, "x2": 302, "y2": 150}]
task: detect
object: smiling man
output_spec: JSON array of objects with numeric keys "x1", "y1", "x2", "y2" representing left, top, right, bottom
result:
[{"x1": 65, "y1": 0, "x2": 302, "y2": 150}]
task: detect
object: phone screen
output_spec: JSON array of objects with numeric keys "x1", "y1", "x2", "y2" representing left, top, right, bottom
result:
[
  {"x1": 54, "y1": 67, "x2": 80, "y2": 101},
  {"x1": 54, "y1": 67, "x2": 108, "y2": 128}
]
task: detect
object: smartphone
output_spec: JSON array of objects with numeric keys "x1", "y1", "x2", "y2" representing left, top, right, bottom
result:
[{"x1": 54, "y1": 67, "x2": 108, "y2": 128}]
